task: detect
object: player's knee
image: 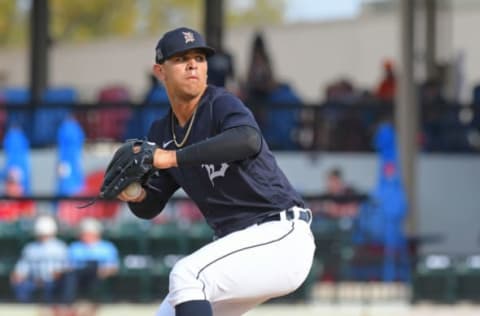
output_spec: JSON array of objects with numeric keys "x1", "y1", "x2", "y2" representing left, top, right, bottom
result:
[
  {"x1": 169, "y1": 259, "x2": 195, "y2": 285},
  {"x1": 168, "y1": 259, "x2": 207, "y2": 305}
]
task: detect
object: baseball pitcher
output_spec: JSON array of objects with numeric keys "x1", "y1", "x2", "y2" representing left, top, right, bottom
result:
[{"x1": 100, "y1": 27, "x2": 316, "y2": 316}]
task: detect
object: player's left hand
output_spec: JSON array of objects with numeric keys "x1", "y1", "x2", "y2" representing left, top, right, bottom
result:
[{"x1": 100, "y1": 139, "x2": 157, "y2": 199}]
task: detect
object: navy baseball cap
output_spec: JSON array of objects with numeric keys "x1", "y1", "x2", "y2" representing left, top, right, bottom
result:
[{"x1": 155, "y1": 27, "x2": 215, "y2": 64}]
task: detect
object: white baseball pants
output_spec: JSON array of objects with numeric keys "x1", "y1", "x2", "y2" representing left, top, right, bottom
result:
[{"x1": 155, "y1": 208, "x2": 316, "y2": 316}]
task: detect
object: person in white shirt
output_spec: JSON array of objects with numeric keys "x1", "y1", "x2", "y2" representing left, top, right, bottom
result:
[{"x1": 10, "y1": 215, "x2": 70, "y2": 312}]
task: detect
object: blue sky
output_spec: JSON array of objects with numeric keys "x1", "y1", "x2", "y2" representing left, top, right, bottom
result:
[{"x1": 284, "y1": 0, "x2": 363, "y2": 22}]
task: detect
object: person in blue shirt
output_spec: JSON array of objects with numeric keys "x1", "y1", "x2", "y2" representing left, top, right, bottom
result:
[
  {"x1": 116, "y1": 27, "x2": 316, "y2": 316},
  {"x1": 65, "y1": 218, "x2": 119, "y2": 316}
]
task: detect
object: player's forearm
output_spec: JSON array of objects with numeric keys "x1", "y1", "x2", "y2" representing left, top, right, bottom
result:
[
  {"x1": 176, "y1": 125, "x2": 261, "y2": 166},
  {"x1": 153, "y1": 149, "x2": 177, "y2": 169},
  {"x1": 128, "y1": 187, "x2": 167, "y2": 219},
  {"x1": 152, "y1": 125, "x2": 261, "y2": 168}
]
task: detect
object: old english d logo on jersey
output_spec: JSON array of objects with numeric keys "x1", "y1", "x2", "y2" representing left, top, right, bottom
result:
[
  {"x1": 202, "y1": 163, "x2": 229, "y2": 186},
  {"x1": 183, "y1": 31, "x2": 195, "y2": 43}
]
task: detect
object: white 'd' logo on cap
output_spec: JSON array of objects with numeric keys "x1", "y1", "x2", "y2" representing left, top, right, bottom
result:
[{"x1": 182, "y1": 31, "x2": 195, "y2": 43}]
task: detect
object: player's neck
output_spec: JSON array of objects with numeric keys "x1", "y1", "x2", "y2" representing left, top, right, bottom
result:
[
  {"x1": 171, "y1": 95, "x2": 203, "y2": 127},
  {"x1": 171, "y1": 102, "x2": 197, "y2": 126}
]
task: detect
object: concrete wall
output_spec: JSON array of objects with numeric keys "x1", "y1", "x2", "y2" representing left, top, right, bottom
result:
[{"x1": 1, "y1": 150, "x2": 479, "y2": 256}]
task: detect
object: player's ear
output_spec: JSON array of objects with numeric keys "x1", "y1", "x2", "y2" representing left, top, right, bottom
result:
[{"x1": 153, "y1": 64, "x2": 165, "y2": 81}]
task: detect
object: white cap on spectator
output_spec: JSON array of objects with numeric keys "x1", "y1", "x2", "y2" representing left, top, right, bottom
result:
[
  {"x1": 34, "y1": 215, "x2": 57, "y2": 236},
  {"x1": 80, "y1": 218, "x2": 102, "y2": 234}
]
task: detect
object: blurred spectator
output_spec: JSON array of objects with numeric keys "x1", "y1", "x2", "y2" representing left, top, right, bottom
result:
[
  {"x1": 32, "y1": 87, "x2": 78, "y2": 147},
  {"x1": 65, "y1": 218, "x2": 119, "y2": 316},
  {"x1": 207, "y1": 48, "x2": 235, "y2": 90},
  {"x1": 320, "y1": 78, "x2": 368, "y2": 151},
  {"x1": 243, "y1": 31, "x2": 276, "y2": 102},
  {"x1": 10, "y1": 215, "x2": 70, "y2": 315},
  {"x1": 125, "y1": 73, "x2": 170, "y2": 139},
  {"x1": 57, "y1": 115, "x2": 85, "y2": 197},
  {"x1": 419, "y1": 78, "x2": 447, "y2": 106},
  {"x1": 261, "y1": 81, "x2": 303, "y2": 150},
  {"x1": 325, "y1": 78, "x2": 358, "y2": 104},
  {"x1": 0, "y1": 169, "x2": 35, "y2": 221},
  {"x1": 242, "y1": 32, "x2": 301, "y2": 150},
  {"x1": 311, "y1": 167, "x2": 360, "y2": 221},
  {"x1": 374, "y1": 59, "x2": 396, "y2": 102},
  {"x1": 142, "y1": 73, "x2": 166, "y2": 105},
  {"x1": 473, "y1": 84, "x2": 480, "y2": 105}
]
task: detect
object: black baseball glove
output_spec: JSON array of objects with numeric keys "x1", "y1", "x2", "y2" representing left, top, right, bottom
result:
[
  {"x1": 77, "y1": 139, "x2": 157, "y2": 208},
  {"x1": 100, "y1": 139, "x2": 157, "y2": 199}
]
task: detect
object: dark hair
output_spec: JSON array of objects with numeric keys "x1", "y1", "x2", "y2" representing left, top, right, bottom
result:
[{"x1": 328, "y1": 168, "x2": 342, "y2": 179}]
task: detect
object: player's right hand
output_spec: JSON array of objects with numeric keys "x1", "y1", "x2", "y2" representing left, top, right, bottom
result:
[{"x1": 117, "y1": 187, "x2": 146, "y2": 203}]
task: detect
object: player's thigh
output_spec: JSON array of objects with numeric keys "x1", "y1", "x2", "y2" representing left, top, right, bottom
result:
[{"x1": 179, "y1": 220, "x2": 315, "y2": 301}]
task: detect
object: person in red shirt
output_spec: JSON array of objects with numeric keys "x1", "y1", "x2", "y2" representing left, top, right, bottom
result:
[
  {"x1": 0, "y1": 170, "x2": 35, "y2": 221},
  {"x1": 375, "y1": 59, "x2": 397, "y2": 102}
]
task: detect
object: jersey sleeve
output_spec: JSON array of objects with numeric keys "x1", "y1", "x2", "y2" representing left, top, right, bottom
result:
[
  {"x1": 213, "y1": 94, "x2": 260, "y2": 132},
  {"x1": 127, "y1": 170, "x2": 179, "y2": 219}
]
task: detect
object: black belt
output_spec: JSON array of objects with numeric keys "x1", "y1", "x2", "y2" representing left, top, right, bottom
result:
[
  {"x1": 258, "y1": 208, "x2": 312, "y2": 225},
  {"x1": 214, "y1": 207, "x2": 311, "y2": 239}
]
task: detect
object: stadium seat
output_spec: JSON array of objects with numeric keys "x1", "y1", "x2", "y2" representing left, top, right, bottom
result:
[
  {"x1": 473, "y1": 85, "x2": 480, "y2": 105},
  {"x1": 32, "y1": 87, "x2": 78, "y2": 146},
  {"x1": 411, "y1": 254, "x2": 457, "y2": 303},
  {"x1": 310, "y1": 217, "x2": 352, "y2": 283},
  {"x1": 102, "y1": 221, "x2": 152, "y2": 302},
  {"x1": 87, "y1": 85, "x2": 132, "y2": 142},
  {"x1": 0, "y1": 222, "x2": 31, "y2": 301},
  {"x1": 124, "y1": 85, "x2": 169, "y2": 139},
  {"x1": 261, "y1": 83, "x2": 302, "y2": 150},
  {"x1": 455, "y1": 254, "x2": 480, "y2": 302},
  {"x1": 185, "y1": 221, "x2": 213, "y2": 253},
  {"x1": 2, "y1": 87, "x2": 31, "y2": 135}
]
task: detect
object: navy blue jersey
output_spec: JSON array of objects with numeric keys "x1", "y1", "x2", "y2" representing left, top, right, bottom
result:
[{"x1": 139, "y1": 85, "x2": 304, "y2": 235}]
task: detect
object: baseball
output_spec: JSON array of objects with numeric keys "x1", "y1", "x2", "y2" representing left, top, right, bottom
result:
[{"x1": 124, "y1": 182, "x2": 142, "y2": 199}]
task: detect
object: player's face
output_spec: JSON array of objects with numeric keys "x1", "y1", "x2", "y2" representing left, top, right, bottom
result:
[{"x1": 157, "y1": 49, "x2": 208, "y2": 100}]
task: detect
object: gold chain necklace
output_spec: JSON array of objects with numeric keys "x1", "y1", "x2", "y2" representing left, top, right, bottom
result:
[{"x1": 171, "y1": 106, "x2": 198, "y2": 148}]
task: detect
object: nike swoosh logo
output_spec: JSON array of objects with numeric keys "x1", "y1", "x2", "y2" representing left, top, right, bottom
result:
[{"x1": 162, "y1": 139, "x2": 174, "y2": 148}]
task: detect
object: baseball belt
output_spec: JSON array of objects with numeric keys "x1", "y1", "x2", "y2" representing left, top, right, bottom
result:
[{"x1": 258, "y1": 206, "x2": 312, "y2": 225}]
